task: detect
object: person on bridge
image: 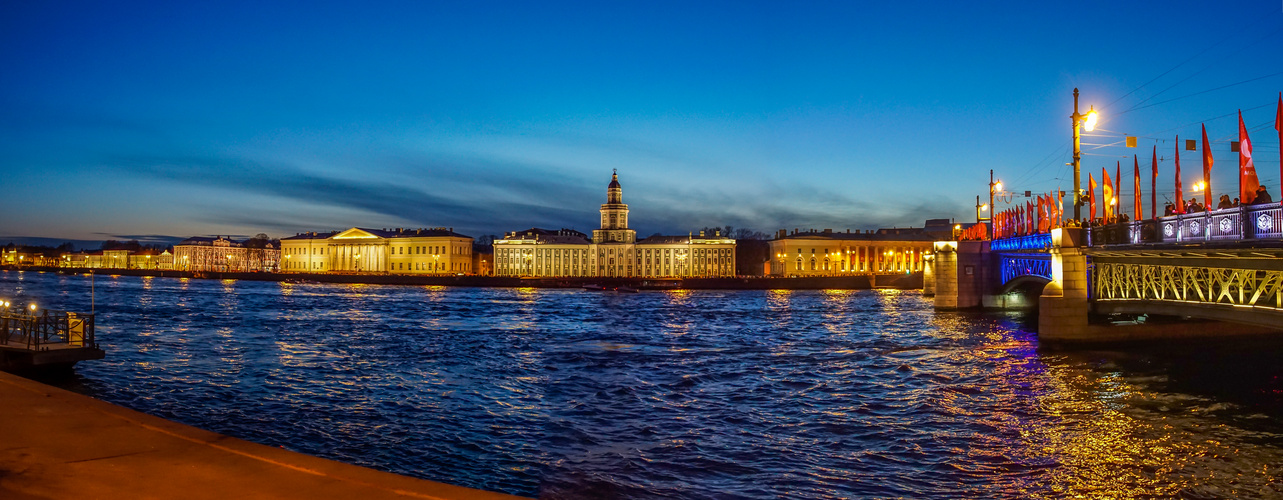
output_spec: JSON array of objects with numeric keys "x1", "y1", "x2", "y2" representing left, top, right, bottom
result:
[
  {"x1": 1254, "y1": 186, "x2": 1273, "y2": 204},
  {"x1": 1217, "y1": 194, "x2": 1234, "y2": 210}
]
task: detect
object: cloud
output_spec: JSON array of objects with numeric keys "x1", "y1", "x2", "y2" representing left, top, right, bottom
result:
[{"x1": 102, "y1": 149, "x2": 965, "y2": 239}]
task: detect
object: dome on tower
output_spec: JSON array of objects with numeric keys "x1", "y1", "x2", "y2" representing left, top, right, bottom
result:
[{"x1": 608, "y1": 169, "x2": 621, "y2": 189}]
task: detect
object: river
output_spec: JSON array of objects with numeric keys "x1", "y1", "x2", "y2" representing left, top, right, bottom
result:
[{"x1": 5, "y1": 270, "x2": 1282, "y2": 498}]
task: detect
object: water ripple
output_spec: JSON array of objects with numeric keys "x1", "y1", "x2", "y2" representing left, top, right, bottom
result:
[{"x1": 4, "y1": 270, "x2": 1282, "y2": 498}]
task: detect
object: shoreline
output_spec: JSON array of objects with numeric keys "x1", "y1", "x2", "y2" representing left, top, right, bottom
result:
[
  {"x1": 2, "y1": 266, "x2": 924, "y2": 290},
  {"x1": 0, "y1": 370, "x2": 525, "y2": 499}
]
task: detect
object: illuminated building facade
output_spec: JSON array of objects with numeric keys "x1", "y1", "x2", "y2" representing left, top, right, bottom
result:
[
  {"x1": 173, "y1": 236, "x2": 280, "y2": 272},
  {"x1": 280, "y1": 227, "x2": 473, "y2": 274},
  {"x1": 493, "y1": 171, "x2": 737, "y2": 278},
  {"x1": 767, "y1": 228, "x2": 936, "y2": 277}
]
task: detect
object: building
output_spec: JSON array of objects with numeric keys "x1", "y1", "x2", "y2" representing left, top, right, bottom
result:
[
  {"x1": 493, "y1": 171, "x2": 737, "y2": 278},
  {"x1": 102, "y1": 249, "x2": 131, "y2": 269},
  {"x1": 767, "y1": 228, "x2": 936, "y2": 277},
  {"x1": 129, "y1": 250, "x2": 173, "y2": 270},
  {"x1": 173, "y1": 236, "x2": 280, "y2": 273},
  {"x1": 280, "y1": 227, "x2": 474, "y2": 274}
]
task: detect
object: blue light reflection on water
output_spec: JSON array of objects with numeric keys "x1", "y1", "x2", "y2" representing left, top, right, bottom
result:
[{"x1": 4, "y1": 270, "x2": 1283, "y2": 498}]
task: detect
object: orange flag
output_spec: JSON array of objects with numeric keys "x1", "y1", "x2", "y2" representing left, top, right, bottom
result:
[
  {"x1": 1103, "y1": 167, "x2": 1114, "y2": 221},
  {"x1": 1133, "y1": 155, "x2": 1142, "y2": 220},
  {"x1": 1088, "y1": 173, "x2": 1097, "y2": 222}
]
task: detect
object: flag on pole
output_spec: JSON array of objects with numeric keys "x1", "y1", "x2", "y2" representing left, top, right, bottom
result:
[
  {"x1": 1103, "y1": 167, "x2": 1114, "y2": 221},
  {"x1": 1151, "y1": 146, "x2": 1158, "y2": 218},
  {"x1": 1133, "y1": 155, "x2": 1142, "y2": 220},
  {"x1": 1175, "y1": 136, "x2": 1184, "y2": 214},
  {"x1": 1116, "y1": 162, "x2": 1122, "y2": 218},
  {"x1": 1201, "y1": 124, "x2": 1213, "y2": 209},
  {"x1": 1088, "y1": 173, "x2": 1097, "y2": 222},
  {"x1": 1276, "y1": 93, "x2": 1282, "y2": 205},
  {"x1": 1240, "y1": 110, "x2": 1259, "y2": 204}
]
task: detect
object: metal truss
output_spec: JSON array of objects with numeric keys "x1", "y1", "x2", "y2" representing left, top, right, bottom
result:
[
  {"x1": 1094, "y1": 262, "x2": 1283, "y2": 309},
  {"x1": 1000, "y1": 254, "x2": 1052, "y2": 284}
]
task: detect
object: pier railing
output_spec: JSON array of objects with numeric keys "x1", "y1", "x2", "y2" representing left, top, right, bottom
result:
[
  {"x1": 0, "y1": 310, "x2": 96, "y2": 351},
  {"x1": 1087, "y1": 204, "x2": 1283, "y2": 246}
]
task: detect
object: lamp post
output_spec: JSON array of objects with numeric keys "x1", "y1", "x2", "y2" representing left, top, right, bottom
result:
[
  {"x1": 975, "y1": 196, "x2": 989, "y2": 223},
  {"x1": 1071, "y1": 88, "x2": 1099, "y2": 221}
]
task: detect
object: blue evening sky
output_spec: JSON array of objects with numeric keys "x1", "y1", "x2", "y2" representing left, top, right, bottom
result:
[{"x1": 2, "y1": 0, "x2": 1280, "y2": 245}]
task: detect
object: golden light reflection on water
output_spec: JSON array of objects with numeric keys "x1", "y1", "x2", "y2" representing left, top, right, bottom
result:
[{"x1": 938, "y1": 331, "x2": 1283, "y2": 499}]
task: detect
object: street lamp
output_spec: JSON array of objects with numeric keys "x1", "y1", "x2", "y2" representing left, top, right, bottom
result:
[{"x1": 1071, "y1": 88, "x2": 1099, "y2": 221}]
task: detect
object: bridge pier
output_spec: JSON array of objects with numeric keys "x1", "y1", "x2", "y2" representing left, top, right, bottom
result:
[
  {"x1": 1038, "y1": 228, "x2": 1089, "y2": 341},
  {"x1": 931, "y1": 240, "x2": 994, "y2": 309}
]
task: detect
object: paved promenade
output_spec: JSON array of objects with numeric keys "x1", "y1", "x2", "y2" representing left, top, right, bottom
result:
[{"x1": 0, "y1": 371, "x2": 526, "y2": 500}]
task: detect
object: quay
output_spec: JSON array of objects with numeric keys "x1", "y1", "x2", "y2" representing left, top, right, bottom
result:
[
  {"x1": 3, "y1": 266, "x2": 924, "y2": 290},
  {"x1": 0, "y1": 371, "x2": 524, "y2": 500}
]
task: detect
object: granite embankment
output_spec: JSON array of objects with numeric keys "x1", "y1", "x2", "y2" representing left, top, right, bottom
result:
[{"x1": 0, "y1": 371, "x2": 525, "y2": 500}]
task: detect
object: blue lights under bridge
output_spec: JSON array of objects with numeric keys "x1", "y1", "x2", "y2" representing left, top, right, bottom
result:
[{"x1": 999, "y1": 253, "x2": 1052, "y2": 284}]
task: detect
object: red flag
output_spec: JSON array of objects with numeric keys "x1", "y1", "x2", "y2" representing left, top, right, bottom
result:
[
  {"x1": 1175, "y1": 136, "x2": 1184, "y2": 214},
  {"x1": 1103, "y1": 167, "x2": 1114, "y2": 221},
  {"x1": 1201, "y1": 124, "x2": 1213, "y2": 209},
  {"x1": 1038, "y1": 195, "x2": 1046, "y2": 233},
  {"x1": 1056, "y1": 189, "x2": 1063, "y2": 227},
  {"x1": 1088, "y1": 173, "x2": 1097, "y2": 222},
  {"x1": 1276, "y1": 92, "x2": 1282, "y2": 204},
  {"x1": 1027, "y1": 201, "x2": 1034, "y2": 234},
  {"x1": 1116, "y1": 162, "x2": 1122, "y2": 217},
  {"x1": 1133, "y1": 155, "x2": 1142, "y2": 220},
  {"x1": 1151, "y1": 146, "x2": 1158, "y2": 218},
  {"x1": 1240, "y1": 110, "x2": 1260, "y2": 204}
]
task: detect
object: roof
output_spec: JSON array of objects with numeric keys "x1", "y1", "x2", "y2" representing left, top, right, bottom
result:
[
  {"x1": 774, "y1": 230, "x2": 938, "y2": 243},
  {"x1": 500, "y1": 227, "x2": 590, "y2": 245},
  {"x1": 607, "y1": 171, "x2": 621, "y2": 189},
  {"x1": 176, "y1": 236, "x2": 243, "y2": 247},
  {"x1": 281, "y1": 231, "x2": 339, "y2": 241},
  {"x1": 285, "y1": 227, "x2": 471, "y2": 241}
]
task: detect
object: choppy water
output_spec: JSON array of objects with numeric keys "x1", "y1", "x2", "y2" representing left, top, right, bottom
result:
[{"x1": 5, "y1": 269, "x2": 1283, "y2": 498}]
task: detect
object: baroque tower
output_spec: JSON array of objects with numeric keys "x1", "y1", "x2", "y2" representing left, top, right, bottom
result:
[{"x1": 593, "y1": 169, "x2": 636, "y2": 244}]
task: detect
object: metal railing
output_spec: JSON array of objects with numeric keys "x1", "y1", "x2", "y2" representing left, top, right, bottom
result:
[
  {"x1": 0, "y1": 310, "x2": 96, "y2": 351},
  {"x1": 1088, "y1": 205, "x2": 1283, "y2": 246}
]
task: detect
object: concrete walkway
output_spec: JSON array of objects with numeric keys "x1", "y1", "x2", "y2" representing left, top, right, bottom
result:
[{"x1": 0, "y1": 371, "x2": 527, "y2": 500}]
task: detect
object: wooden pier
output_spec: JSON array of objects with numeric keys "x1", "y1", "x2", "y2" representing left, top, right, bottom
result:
[{"x1": 0, "y1": 308, "x2": 104, "y2": 372}]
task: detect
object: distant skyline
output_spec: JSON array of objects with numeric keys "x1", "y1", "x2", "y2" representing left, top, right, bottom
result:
[{"x1": 2, "y1": 1, "x2": 1280, "y2": 247}]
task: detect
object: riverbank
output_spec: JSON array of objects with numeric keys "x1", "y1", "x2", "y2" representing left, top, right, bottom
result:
[
  {"x1": 2, "y1": 266, "x2": 924, "y2": 290},
  {"x1": 0, "y1": 371, "x2": 525, "y2": 500}
]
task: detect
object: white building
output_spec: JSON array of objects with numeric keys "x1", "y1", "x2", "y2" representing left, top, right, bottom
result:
[{"x1": 493, "y1": 171, "x2": 736, "y2": 278}]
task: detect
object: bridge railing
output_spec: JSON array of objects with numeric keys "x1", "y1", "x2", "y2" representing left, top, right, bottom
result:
[{"x1": 1087, "y1": 204, "x2": 1283, "y2": 246}]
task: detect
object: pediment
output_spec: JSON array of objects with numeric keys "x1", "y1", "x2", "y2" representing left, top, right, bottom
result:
[{"x1": 331, "y1": 227, "x2": 381, "y2": 240}]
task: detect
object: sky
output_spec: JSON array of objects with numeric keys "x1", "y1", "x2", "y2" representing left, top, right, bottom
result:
[{"x1": 1, "y1": 0, "x2": 1281, "y2": 247}]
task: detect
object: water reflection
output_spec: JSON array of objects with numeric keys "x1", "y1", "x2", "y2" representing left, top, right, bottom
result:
[{"x1": 3, "y1": 270, "x2": 1280, "y2": 498}]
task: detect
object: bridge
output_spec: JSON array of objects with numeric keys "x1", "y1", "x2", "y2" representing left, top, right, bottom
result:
[{"x1": 927, "y1": 204, "x2": 1283, "y2": 342}]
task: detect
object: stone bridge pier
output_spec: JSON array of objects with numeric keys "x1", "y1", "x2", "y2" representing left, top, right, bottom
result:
[
  {"x1": 1036, "y1": 228, "x2": 1088, "y2": 340},
  {"x1": 928, "y1": 228, "x2": 1089, "y2": 339}
]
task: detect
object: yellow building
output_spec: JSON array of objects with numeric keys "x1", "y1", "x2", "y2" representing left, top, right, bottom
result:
[
  {"x1": 280, "y1": 227, "x2": 474, "y2": 274},
  {"x1": 767, "y1": 229, "x2": 936, "y2": 277},
  {"x1": 493, "y1": 171, "x2": 736, "y2": 278}
]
